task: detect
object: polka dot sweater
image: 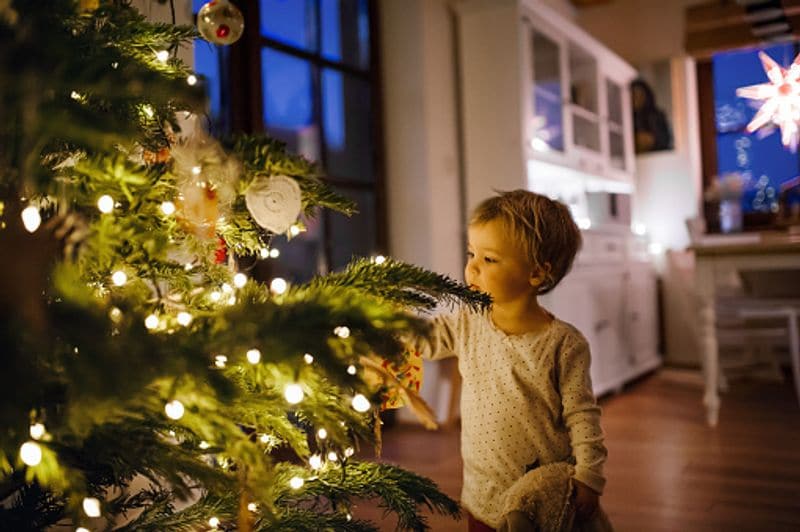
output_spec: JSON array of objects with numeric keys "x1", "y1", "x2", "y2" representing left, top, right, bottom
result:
[{"x1": 420, "y1": 307, "x2": 607, "y2": 528}]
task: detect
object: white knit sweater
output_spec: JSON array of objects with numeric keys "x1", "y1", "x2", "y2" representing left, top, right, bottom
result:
[{"x1": 420, "y1": 307, "x2": 607, "y2": 528}]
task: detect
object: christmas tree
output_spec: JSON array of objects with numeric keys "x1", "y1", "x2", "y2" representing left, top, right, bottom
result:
[{"x1": 0, "y1": 1, "x2": 488, "y2": 530}]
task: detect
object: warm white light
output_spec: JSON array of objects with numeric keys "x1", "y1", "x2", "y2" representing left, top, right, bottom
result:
[
  {"x1": 111, "y1": 271, "x2": 127, "y2": 286},
  {"x1": 21, "y1": 206, "x2": 41, "y2": 232},
  {"x1": 191, "y1": 165, "x2": 202, "y2": 175},
  {"x1": 530, "y1": 137, "x2": 551, "y2": 153},
  {"x1": 176, "y1": 312, "x2": 193, "y2": 326},
  {"x1": 164, "y1": 400, "x2": 185, "y2": 420},
  {"x1": 208, "y1": 516, "x2": 220, "y2": 528},
  {"x1": 303, "y1": 353, "x2": 314, "y2": 364},
  {"x1": 631, "y1": 222, "x2": 647, "y2": 236},
  {"x1": 227, "y1": 296, "x2": 236, "y2": 306},
  {"x1": 144, "y1": 314, "x2": 159, "y2": 330},
  {"x1": 575, "y1": 217, "x2": 591, "y2": 230},
  {"x1": 29, "y1": 423, "x2": 45, "y2": 440},
  {"x1": 209, "y1": 291, "x2": 221, "y2": 302},
  {"x1": 233, "y1": 273, "x2": 247, "y2": 288},
  {"x1": 155, "y1": 50, "x2": 169, "y2": 62},
  {"x1": 246, "y1": 349, "x2": 261, "y2": 364},
  {"x1": 346, "y1": 513, "x2": 352, "y2": 522},
  {"x1": 317, "y1": 428, "x2": 328, "y2": 439},
  {"x1": 648, "y1": 242, "x2": 664, "y2": 255},
  {"x1": 82, "y1": 497, "x2": 101, "y2": 518},
  {"x1": 344, "y1": 447, "x2": 354, "y2": 457},
  {"x1": 97, "y1": 195, "x2": 114, "y2": 213},
  {"x1": 76, "y1": 528, "x2": 90, "y2": 532},
  {"x1": 109, "y1": 307, "x2": 122, "y2": 322},
  {"x1": 334, "y1": 326, "x2": 350, "y2": 339},
  {"x1": 289, "y1": 476, "x2": 304, "y2": 489},
  {"x1": 270, "y1": 277, "x2": 287, "y2": 295},
  {"x1": 187, "y1": 74, "x2": 198, "y2": 86},
  {"x1": 269, "y1": 248, "x2": 280, "y2": 258},
  {"x1": 247, "y1": 502, "x2": 258, "y2": 512},
  {"x1": 351, "y1": 394, "x2": 371, "y2": 413},
  {"x1": 347, "y1": 365, "x2": 357, "y2": 375},
  {"x1": 214, "y1": 355, "x2": 227, "y2": 368},
  {"x1": 309, "y1": 454, "x2": 322, "y2": 469},
  {"x1": 284, "y1": 384, "x2": 304, "y2": 404},
  {"x1": 199, "y1": 441, "x2": 210, "y2": 449},
  {"x1": 221, "y1": 283, "x2": 233, "y2": 293},
  {"x1": 259, "y1": 248, "x2": 269, "y2": 258},
  {"x1": 70, "y1": 90, "x2": 82, "y2": 101},
  {"x1": 289, "y1": 224, "x2": 301, "y2": 237},
  {"x1": 20, "y1": 441, "x2": 42, "y2": 466},
  {"x1": 260, "y1": 433, "x2": 271, "y2": 444},
  {"x1": 327, "y1": 451, "x2": 338, "y2": 462},
  {"x1": 141, "y1": 105, "x2": 154, "y2": 119},
  {"x1": 373, "y1": 255, "x2": 386, "y2": 265},
  {"x1": 160, "y1": 201, "x2": 176, "y2": 215}
]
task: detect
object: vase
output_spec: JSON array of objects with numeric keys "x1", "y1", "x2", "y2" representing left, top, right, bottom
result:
[{"x1": 719, "y1": 199, "x2": 743, "y2": 233}]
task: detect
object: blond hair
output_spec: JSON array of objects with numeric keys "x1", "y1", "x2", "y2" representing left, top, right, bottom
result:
[{"x1": 469, "y1": 190, "x2": 581, "y2": 295}]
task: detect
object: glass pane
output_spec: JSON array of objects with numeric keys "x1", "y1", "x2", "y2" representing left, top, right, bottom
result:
[
  {"x1": 609, "y1": 130, "x2": 625, "y2": 170},
  {"x1": 193, "y1": 39, "x2": 225, "y2": 122},
  {"x1": 573, "y1": 113, "x2": 600, "y2": 152},
  {"x1": 328, "y1": 188, "x2": 376, "y2": 270},
  {"x1": 260, "y1": 0, "x2": 317, "y2": 51},
  {"x1": 267, "y1": 212, "x2": 327, "y2": 283},
  {"x1": 321, "y1": 0, "x2": 370, "y2": 70},
  {"x1": 322, "y1": 68, "x2": 373, "y2": 181},
  {"x1": 569, "y1": 43, "x2": 597, "y2": 113},
  {"x1": 261, "y1": 48, "x2": 320, "y2": 162},
  {"x1": 607, "y1": 79, "x2": 622, "y2": 125},
  {"x1": 531, "y1": 30, "x2": 563, "y2": 153}
]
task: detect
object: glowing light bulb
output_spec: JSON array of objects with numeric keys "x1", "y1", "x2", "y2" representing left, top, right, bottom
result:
[
  {"x1": 164, "y1": 400, "x2": 184, "y2": 420},
  {"x1": 97, "y1": 195, "x2": 114, "y2": 213},
  {"x1": 214, "y1": 355, "x2": 227, "y2": 368},
  {"x1": 70, "y1": 90, "x2": 82, "y2": 101},
  {"x1": 176, "y1": 312, "x2": 192, "y2": 326},
  {"x1": 269, "y1": 248, "x2": 280, "y2": 258},
  {"x1": 648, "y1": 242, "x2": 664, "y2": 255},
  {"x1": 259, "y1": 248, "x2": 269, "y2": 259},
  {"x1": 289, "y1": 224, "x2": 301, "y2": 236},
  {"x1": 141, "y1": 105, "x2": 154, "y2": 119},
  {"x1": 191, "y1": 165, "x2": 202, "y2": 175},
  {"x1": 109, "y1": 307, "x2": 122, "y2": 322},
  {"x1": 155, "y1": 50, "x2": 169, "y2": 62},
  {"x1": 289, "y1": 476, "x2": 304, "y2": 489},
  {"x1": 29, "y1": 423, "x2": 45, "y2": 440},
  {"x1": 284, "y1": 384, "x2": 303, "y2": 404},
  {"x1": 344, "y1": 447, "x2": 354, "y2": 457},
  {"x1": 19, "y1": 441, "x2": 42, "y2": 466},
  {"x1": 209, "y1": 290, "x2": 221, "y2": 302},
  {"x1": 221, "y1": 283, "x2": 233, "y2": 294},
  {"x1": 352, "y1": 394, "x2": 371, "y2": 413},
  {"x1": 260, "y1": 433, "x2": 271, "y2": 444},
  {"x1": 208, "y1": 516, "x2": 220, "y2": 528},
  {"x1": 631, "y1": 222, "x2": 647, "y2": 236},
  {"x1": 82, "y1": 497, "x2": 101, "y2": 518},
  {"x1": 373, "y1": 255, "x2": 386, "y2": 265},
  {"x1": 334, "y1": 326, "x2": 350, "y2": 339},
  {"x1": 347, "y1": 365, "x2": 357, "y2": 375},
  {"x1": 160, "y1": 201, "x2": 176, "y2": 215},
  {"x1": 187, "y1": 74, "x2": 198, "y2": 86},
  {"x1": 21, "y1": 206, "x2": 41, "y2": 232},
  {"x1": 76, "y1": 528, "x2": 90, "y2": 532},
  {"x1": 270, "y1": 277, "x2": 287, "y2": 295},
  {"x1": 199, "y1": 441, "x2": 210, "y2": 449},
  {"x1": 317, "y1": 428, "x2": 328, "y2": 439},
  {"x1": 144, "y1": 314, "x2": 159, "y2": 330},
  {"x1": 303, "y1": 353, "x2": 314, "y2": 364},
  {"x1": 246, "y1": 349, "x2": 261, "y2": 364},
  {"x1": 309, "y1": 454, "x2": 322, "y2": 469},
  {"x1": 327, "y1": 451, "x2": 338, "y2": 462},
  {"x1": 111, "y1": 271, "x2": 127, "y2": 286},
  {"x1": 247, "y1": 502, "x2": 258, "y2": 512}
]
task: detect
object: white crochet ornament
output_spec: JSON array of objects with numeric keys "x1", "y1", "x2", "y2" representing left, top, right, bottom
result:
[{"x1": 245, "y1": 175, "x2": 302, "y2": 234}]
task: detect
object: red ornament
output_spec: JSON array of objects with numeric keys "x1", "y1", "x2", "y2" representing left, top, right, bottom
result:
[{"x1": 216, "y1": 24, "x2": 230, "y2": 39}]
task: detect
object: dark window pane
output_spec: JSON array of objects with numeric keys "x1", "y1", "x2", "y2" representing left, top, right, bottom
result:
[
  {"x1": 328, "y1": 188, "x2": 376, "y2": 270},
  {"x1": 322, "y1": 69, "x2": 373, "y2": 181},
  {"x1": 260, "y1": 0, "x2": 318, "y2": 52},
  {"x1": 267, "y1": 213, "x2": 326, "y2": 283},
  {"x1": 321, "y1": 0, "x2": 370, "y2": 70},
  {"x1": 194, "y1": 40, "x2": 225, "y2": 121},
  {"x1": 262, "y1": 48, "x2": 320, "y2": 162}
]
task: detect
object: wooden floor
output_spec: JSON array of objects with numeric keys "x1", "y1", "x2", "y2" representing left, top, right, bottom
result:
[{"x1": 354, "y1": 369, "x2": 800, "y2": 531}]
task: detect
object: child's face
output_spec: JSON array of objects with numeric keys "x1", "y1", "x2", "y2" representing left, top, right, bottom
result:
[{"x1": 465, "y1": 219, "x2": 538, "y2": 304}]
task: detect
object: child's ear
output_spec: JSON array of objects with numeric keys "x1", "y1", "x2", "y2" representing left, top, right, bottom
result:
[{"x1": 529, "y1": 263, "x2": 551, "y2": 288}]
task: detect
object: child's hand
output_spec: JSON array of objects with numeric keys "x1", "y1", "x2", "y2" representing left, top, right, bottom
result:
[{"x1": 572, "y1": 480, "x2": 599, "y2": 521}]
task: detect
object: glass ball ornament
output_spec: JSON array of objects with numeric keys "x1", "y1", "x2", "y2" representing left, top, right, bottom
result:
[{"x1": 197, "y1": 0, "x2": 244, "y2": 45}]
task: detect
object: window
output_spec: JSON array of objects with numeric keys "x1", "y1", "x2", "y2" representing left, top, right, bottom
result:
[{"x1": 194, "y1": 0, "x2": 383, "y2": 281}]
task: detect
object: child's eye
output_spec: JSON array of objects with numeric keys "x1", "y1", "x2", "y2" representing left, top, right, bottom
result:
[
  {"x1": 466, "y1": 251, "x2": 475, "y2": 259},
  {"x1": 484, "y1": 257, "x2": 498, "y2": 264}
]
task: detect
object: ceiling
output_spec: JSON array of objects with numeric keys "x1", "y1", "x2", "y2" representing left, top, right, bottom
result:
[{"x1": 686, "y1": 0, "x2": 800, "y2": 58}]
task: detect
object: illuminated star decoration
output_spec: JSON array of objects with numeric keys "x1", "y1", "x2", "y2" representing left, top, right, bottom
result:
[{"x1": 736, "y1": 50, "x2": 800, "y2": 152}]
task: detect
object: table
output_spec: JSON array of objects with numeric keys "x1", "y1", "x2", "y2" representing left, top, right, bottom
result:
[{"x1": 692, "y1": 231, "x2": 800, "y2": 426}]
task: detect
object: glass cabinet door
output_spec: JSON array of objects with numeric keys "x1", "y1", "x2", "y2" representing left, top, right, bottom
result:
[
  {"x1": 569, "y1": 43, "x2": 600, "y2": 153},
  {"x1": 530, "y1": 29, "x2": 564, "y2": 153},
  {"x1": 606, "y1": 78, "x2": 626, "y2": 170}
]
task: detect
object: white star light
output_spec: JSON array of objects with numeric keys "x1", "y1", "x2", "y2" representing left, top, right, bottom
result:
[{"x1": 736, "y1": 50, "x2": 800, "y2": 151}]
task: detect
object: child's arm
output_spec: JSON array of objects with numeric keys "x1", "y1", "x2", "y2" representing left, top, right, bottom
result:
[
  {"x1": 412, "y1": 308, "x2": 462, "y2": 361},
  {"x1": 557, "y1": 335, "x2": 607, "y2": 498}
]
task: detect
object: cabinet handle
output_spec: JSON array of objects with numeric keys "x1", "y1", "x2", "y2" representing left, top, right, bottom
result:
[{"x1": 594, "y1": 319, "x2": 611, "y2": 333}]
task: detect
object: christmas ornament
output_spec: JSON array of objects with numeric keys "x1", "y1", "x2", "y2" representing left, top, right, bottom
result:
[
  {"x1": 171, "y1": 130, "x2": 240, "y2": 205},
  {"x1": 197, "y1": 0, "x2": 244, "y2": 46},
  {"x1": 736, "y1": 50, "x2": 800, "y2": 151},
  {"x1": 245, "y1": 175, "x2": 302, "y2": 234},
  {"x1": 177, "y1": 182, "x2": 219, "y2": 239}
]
